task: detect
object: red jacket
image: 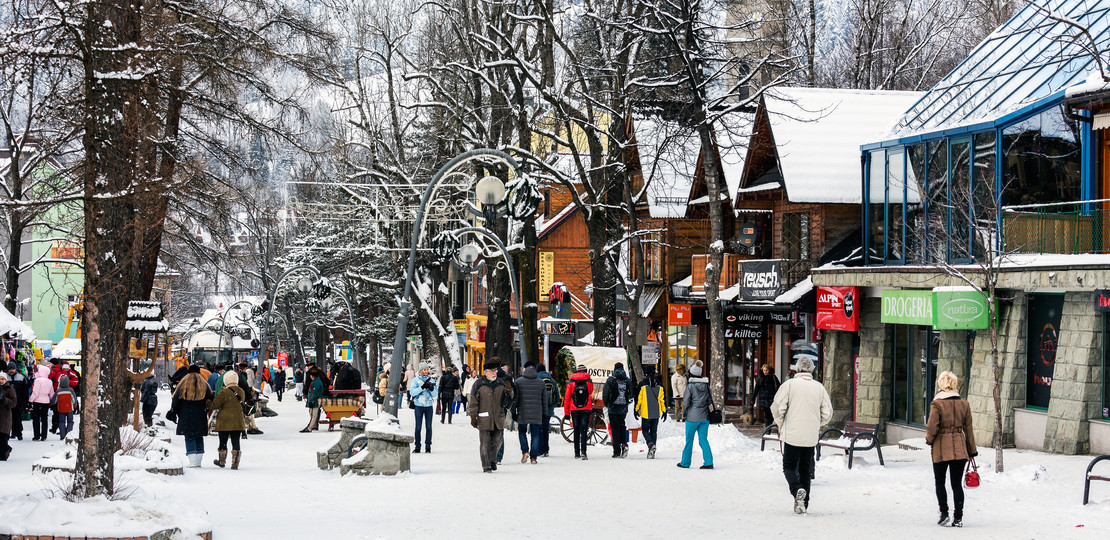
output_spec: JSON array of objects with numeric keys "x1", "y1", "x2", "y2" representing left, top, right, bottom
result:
[
  {"x1": 562, "y1": 371, "x2": 594, "y2": 413},
  {"x1": 49, "y1": 364, "x2": 65, "y2": 390}
]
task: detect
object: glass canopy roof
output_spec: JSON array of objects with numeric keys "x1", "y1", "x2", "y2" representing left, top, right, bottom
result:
[{"x1": 885, "y1": 0, "x2": 1110, "y2": 141}]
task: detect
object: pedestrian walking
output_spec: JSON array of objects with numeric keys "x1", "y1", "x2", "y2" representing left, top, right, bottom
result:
[
  {"x1": 301, "y1": 366, "x2": 325, "y2": 432},
  {"x1": 51, "y1": 376, "x2": 78, "y2": 440},
  {"x1": 6, "y1": 362, "x2": 27, "y2": 442},
  {"x1": 677, "y1": 360, "x2": 713, "y2": 469},
  {"x1": 438, "y1": 366, "x2": 459, "y2": 424},
  {"x1": 28, "y1": 365, "x2": 54, "y2": 441},
  {"x1": 460, "y1": 370, "x2": 475, "y2": 416},
  {"x1": 635, "y1": 368, "x2": 666, "y2": 459},
  {"x1": 925, "y1": 371, "x2": 977, "y2": 528},
  {"x1": 409, "y1": 362, "x2": 438, "y2": 453},
  {"x1": 140, "y1": 373, "x2": 158, "y2": 427},
  {"x1": 562, "y1": 364, "x2": 594, "y2": 460},
  {"x1": 671, "y1": 364, "x2": 688, "y2": 421},
  {"x1": 771, "y1": 356, "x2": 832, "y2": 515},
  {"x1": 273, "y1": 367, "x2": 286, "y2": 402},
  {"x1": 603, "y1": 362, "x2": 634, "y2": 458},
  {"x1": 170, "y1": 365, "x2": 213, "y2": 467},
  {"x1": 0, "y1": 372, "x2": 16, "y2": 460},
  {"x1": 513, "y1": 362, "x2": 548, "y2": 464},
  {"x1": 753, "y1": 364, "x2": 780, "y2": 426},
  {"x1": 209, "y1": 370, "x2": 248, "y2": 469},
  {"x1": 468, "y1": 359, "x2": 513, "y2": 473},
  {"x1": 535, "y1": 363, "x2": 559, "y2": 457},
  {"x1": 294, "y1": 367, "x2": 304, "y2": 401}
]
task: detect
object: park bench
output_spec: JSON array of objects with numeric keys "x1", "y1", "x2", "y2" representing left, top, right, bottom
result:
[
  {"x1": 1083, "y1": 455, "x2": 1110, "y2": 505},
  {"x1": 319, "y1": 389, "x2": 366, "y2": 431},
  {"x1": 760, "y1": 423, "x2": 784, "y2": 452},
  {"x1": 816, "y1": 421, "x2": 885, "y2": 469}
]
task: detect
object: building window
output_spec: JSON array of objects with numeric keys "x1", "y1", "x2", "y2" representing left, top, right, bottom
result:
[
  {"x1": 890, "y1": 325, "x2": 938, "y2": 425},
  {"x1": 972, "y1": 131, "x2": 997, "y2": 259},
  {"x1": 886, "y1": 149, "x2": 906, "y2": 262},
  {"x1": 950, "y1": 139, "x2": 972, "y2": 261},
  {"x1": 644, "y1": 231, "x2": 663, "y2": 281},
  {"x1": 1001, "y1": 106, "x2": 1081, "y2": 208},
  {"x1": 782, "y1": 212, "x2": 811, "y2": 261},
  {"x1": 867, "y1": 150, "x2": 885, "y2": 264},
  {"x1": 926, "y1": 140, "x2": 948, "y2": 263},
  {"x1": 906, "y1": 144, "x2": 927, "y2": 263},
  {"x1": 668, "y1": 325, "x2": 697, "y2": 373}
]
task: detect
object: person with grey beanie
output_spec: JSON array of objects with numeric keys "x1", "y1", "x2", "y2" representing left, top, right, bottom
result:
[
  {"x1": 409, "y1": 361, "x2": 438, "y2": 453},
  {"x1": 677, "y1": 360, "x2": 713, "y2": 469},
  {"x1": 771, "y1": 355, "x2": 832, "y2": 515}
]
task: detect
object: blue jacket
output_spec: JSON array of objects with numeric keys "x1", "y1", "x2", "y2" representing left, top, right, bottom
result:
[
  {"x1": 536, "y1": 369, "x2": 558, "y2": 416},
  {"x1": 408, "y1": 374, "x2": 439, "y2": 408}
]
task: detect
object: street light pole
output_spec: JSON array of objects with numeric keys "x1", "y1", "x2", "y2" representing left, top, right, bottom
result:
[
  {"x1": 381, "y1": 149, "x2": 524, "y2": 421},
  {"x1": 215, "y1": 300, "x2": 256, "y2": 368}
]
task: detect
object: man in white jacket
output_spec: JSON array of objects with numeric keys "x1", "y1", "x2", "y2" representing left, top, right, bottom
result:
[{"x1": 771, "y1": 356, "x2": 832, "y2": 515}]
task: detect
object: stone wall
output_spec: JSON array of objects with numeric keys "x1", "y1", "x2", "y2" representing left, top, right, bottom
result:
[
  {"x1": 821, "y1": 328, "x2": 854, "y2": 428},
  {"x1": 854, "y1": 297, "x2": 892, "y2": 439},
  {"x1": 967, "y1": 293, "x2": 1026, "y2": 449},
  {"x1": 1044, "y1": 291, "x2": 1105, "y2": 454}
]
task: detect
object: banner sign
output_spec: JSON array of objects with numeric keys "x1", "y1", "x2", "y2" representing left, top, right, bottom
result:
[
  {"x1": 933, "y1": 287, "x2": 990, "y2": 330},
  {"x1": 277, "y1": 352, "x2": 289, "y2": 367},
  {"x1": 741, "y1": 260, "x2": 782, "y2": 301},
  {"x1": 1096, "y1": 290, "x2": 1110, "y2": 312},
  {"x1": 1027, "y1": 294, "x2": 1064, "y2": 409},
  {"x1": 725, "y1": 326, "x2": 764, "y2": 339},
  {"x1": 564, "y1": 346, "x2": 627, "y2": 385},
  {"x1": 641, "y1": 343, "x2": 660, "y2": 365},
  {"x1": 668, "y1": 304, "x2": 692, "y2": 326},
  {"x1": 815, "y1": 287, "x2": 859, "y2": 331},
  {"x1": 542, "y1": 320, "x2": 575, "y2": 335},
  {"x1": 538, "y1": 252, "x2": 555, "y2": 302},
  {"x1": 723, "y1": 308, "x2": 795, "y2": 326},
  {"x1": 880, "y1": 289, "x2": 933, "y2": 326}
]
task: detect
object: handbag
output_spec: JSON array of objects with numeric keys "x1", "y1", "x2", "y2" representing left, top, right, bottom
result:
[
  {"x1": 707, "y1": 400, "x2": 723, "y2": 425},
  {"x1": 371, "y1": 390, "x2": 385, "y2": 404},
  {"x1": 964, "y1": 458, "x2": 980, "y2": 488}
]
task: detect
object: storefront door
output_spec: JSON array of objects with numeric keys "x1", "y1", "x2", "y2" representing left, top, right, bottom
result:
[{"x1": 890, "y1": 325, "x2": 938, "y2": 425}]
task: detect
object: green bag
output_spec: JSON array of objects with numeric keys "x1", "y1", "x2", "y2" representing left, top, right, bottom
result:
[{"x1": 22, "y1": 411, "x2": 30, "y2": 421}]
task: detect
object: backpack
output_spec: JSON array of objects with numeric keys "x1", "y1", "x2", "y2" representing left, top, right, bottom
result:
[
  {"x1": 615, "y1": 379, "x2": 628, "y2": 405},
  {"x1": 57, "y1": 392, "x2": 74, "y2": 414},
  {"x1": 571, "y1": 379, "x2": 590, "y2": 409},
  {"x1": 543, "y1": 377, "x2": 560, "y2": 407}
]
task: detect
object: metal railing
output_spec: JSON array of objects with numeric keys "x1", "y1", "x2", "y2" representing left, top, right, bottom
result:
[{"x1": 1002, "y1": 199, "x2": 1110, "y2": 255}]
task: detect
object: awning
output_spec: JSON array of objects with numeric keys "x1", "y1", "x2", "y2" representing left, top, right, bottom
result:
[
  {"x1": 638, "y1": 286, "x2": 666, "y2": 317},
  {"x1": 725, "y1": 276, "x2": 816, "y2": 316}
]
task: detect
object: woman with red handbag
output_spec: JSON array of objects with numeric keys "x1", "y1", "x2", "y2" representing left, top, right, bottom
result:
[{"x1": 925, "y1": 371, "x2": 978, "y2": 528}]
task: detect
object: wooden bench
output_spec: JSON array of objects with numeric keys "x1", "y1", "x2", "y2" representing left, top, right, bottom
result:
[
  {"x1": 319, "y1": 390, "x2": 366, "y2": 431},
  {"x1": 1083, "y1": 454, "x2": 1110, "y2": 505},
  {"x1": 816, "y1": 421, "x2": 885, "y2": 469}
]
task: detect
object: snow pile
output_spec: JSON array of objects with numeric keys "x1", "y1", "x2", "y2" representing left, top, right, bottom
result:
[
  {"x1": 364, "y1": 412, "x2": 404, "y2": 435},
  {"x1": 34, "y1": 428, "x2": 185, "y2": 472},
  {"x1": 0, "y1": 496, "x2": 210, "y2": 538}
]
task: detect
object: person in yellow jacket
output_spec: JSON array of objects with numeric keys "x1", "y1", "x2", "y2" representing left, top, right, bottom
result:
[{"x1": 635, "y1": 367, "x2": 667, "y2": 459}]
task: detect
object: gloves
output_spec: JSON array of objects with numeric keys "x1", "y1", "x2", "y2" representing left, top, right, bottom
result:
[
  {"x1": 470, "y1": 416, "x2": 478, "y2": 428},
  {"x1": 422, "y1": 379, "x2": 434, "y2": 390},
  {"x1": 661, "y1": 414, "x2": 667, "y2": 422},
  {"x1": 563, "y1": 414, "x2": 570, "y2": 421}
]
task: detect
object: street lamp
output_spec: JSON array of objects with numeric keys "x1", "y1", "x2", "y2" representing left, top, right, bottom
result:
[
  {"x1": 215, "y1": 300, "x2": 256, "y2": 368},
  {"x1": 380, "y1": 149, "x2": 537, "y2": 423}
]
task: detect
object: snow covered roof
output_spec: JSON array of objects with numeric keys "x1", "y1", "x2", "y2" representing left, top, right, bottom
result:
[
  {"x1": 757, "y1": 87, "x2": 922, "y2": 204},
  {"x1": 0, "y1": 305, "x2": 35, "y2": 341},
  {"x1": 53, "y1": 338, "x2": 81, "y2": 359},
  {"x1": 882, "y1": 0, "x2": 1110, "y2": 141},
  {"x1": 126, "y1": 301, "x2": 168, "y2": 333},
  {"x1": 715, "y1": 111, "x2": 754, "y2": 204},
  {"x1": 633, "y1": 115, "x2": 700, "y2": 218}
]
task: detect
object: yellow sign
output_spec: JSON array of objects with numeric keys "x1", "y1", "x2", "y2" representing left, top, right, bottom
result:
[{"x1": 538, "y1": 251, "x2": 555, "y2": 302}]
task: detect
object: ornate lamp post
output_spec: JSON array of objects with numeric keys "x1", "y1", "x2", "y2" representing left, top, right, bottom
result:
[
  {"x1": 380, "y1": 149, "x2": 538, "y2": 422},
  {"x1": 215, "y1": 300, "x2": 257, "y2": 368}
]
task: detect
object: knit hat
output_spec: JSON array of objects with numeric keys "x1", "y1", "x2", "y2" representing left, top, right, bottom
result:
[
  {"x1": 689, "y1": 361, "x2": 703, "y2": 377},
  {"x1": 188, "y1": 364, "x2": 201, "y2": 373},
  {"x1": 483, "y1": 360, "x2": 500, "y2": 370},
  {"x1": 5, "y1": 361, "x2": 15, "y2": 370},
  {"x1": 576, "y1": 364, "x2": 587, "y2": 372},
  {"x1": 418, "y1": 362, "x2": 431, "y2": 372},
  {"x1": 796, "y1": 357, "x2": 816, "y2": 373},
  {"x1": 613, "y1": 362, "x2": 624, "y2": 371}
]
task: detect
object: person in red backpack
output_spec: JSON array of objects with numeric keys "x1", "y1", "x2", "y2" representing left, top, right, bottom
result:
[
  {"x1": 52, "y1": 375, "x2": 78, "y2": 440},
  {"x1": 61, "y1": 362, "x2": 79, "y2": 395},
  {"x1": 562, "y1": 364, "x2": 594, "y2": 460}
]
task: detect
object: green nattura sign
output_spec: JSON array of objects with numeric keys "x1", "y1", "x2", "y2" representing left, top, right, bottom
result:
[{"x1": 932, "y1": 288, "x2": 990, "y2": 330}]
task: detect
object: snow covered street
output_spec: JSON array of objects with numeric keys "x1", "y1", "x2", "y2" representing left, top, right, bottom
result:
[{"x1": 2, "y1": 389, "x2": 1110, "y2": 538}]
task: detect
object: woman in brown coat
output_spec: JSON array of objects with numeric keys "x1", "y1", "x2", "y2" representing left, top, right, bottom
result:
[
  {"x1": 208, "y1": 370, "x2": 248, "y2": 469},
  {"x1": 925, "y1": 371, "x2": 977, "y2": 528}
]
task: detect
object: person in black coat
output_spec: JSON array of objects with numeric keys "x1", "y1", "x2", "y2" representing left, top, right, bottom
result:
[
  {"x1": 140, "y1": 374, "x2": 159, "y2": 427},
  {"x1": 171, "y1": 365, "x2": 213, "y2": 468},
  {"x1": 333, "y1": 361, "x2": 362, "y2": 391},
  {"x1": 273, "y1": 367, "x2": 287, "y2": 401},
  {"x1": 753, "y1": 364, "x2": 780, "y2": 426},
  {"x1": 438, "y1": 367, "x2": 460, "y2": 424}
]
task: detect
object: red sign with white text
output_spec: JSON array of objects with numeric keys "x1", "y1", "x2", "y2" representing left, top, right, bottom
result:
[
  {"x1": 668, "y1": 304, "x2": 692, "y2": 327},
  {"x1": 815, "y1": 287, "x2": 859, "y2": 332}
]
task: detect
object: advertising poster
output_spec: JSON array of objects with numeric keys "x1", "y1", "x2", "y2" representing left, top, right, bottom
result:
[{"x1": 1026, "y1": 294, "x2": 1064, "y2": 409}]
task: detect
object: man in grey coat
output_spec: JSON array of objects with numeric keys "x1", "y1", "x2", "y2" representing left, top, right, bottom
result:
[
  {"x1": 771, "y1": 356, "x2": 833, "y2": 515},
  {"x1": 513, "y1": 362, "x2": 549, "y2": 464}
]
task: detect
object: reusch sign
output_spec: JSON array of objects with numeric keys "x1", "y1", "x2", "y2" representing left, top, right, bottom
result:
[
  {"x1": 815, "y1": 286, "x2": 859, "y2": 331},
  {"x1": 741, "y1": 260, "x2": 782, "y2": 301},
  {"x1": 1096, "y1": 290, "x2": 1110, "y2": 312},
  {"x1": 933, "y1": 288, "x2": 990, "y2": 330},
  {"x1": 880, "y1": 289, "x2": 933, "y2": 326}
]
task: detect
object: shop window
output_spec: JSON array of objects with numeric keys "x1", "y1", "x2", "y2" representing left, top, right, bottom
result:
[
  {"x1": 782, "y1": 212, "x2": 811, "y2": 261},
  {"x1": 926, "y1": 140, "x2": 948, "y2": 263},
  {"x1": 1001, "y1": 107, "x2": 1082, "y2": 209},
  {"x1": 886, "y1": 149, "x2": 906, "y2": 262},
  {"x1": 644, "y1": 231, "x2": 663, "y2": 281},
  {"x1": 972, "y1": 131, "x2": 997, "y2": 259},
  {"x1": 669, "y1": 325, "x2": 697, "y2": 373},
  {"x1": 890, "y1": 325, "x2": 938, "y2": 425},
  {"x1": 867, "y1": 150, "x2": 886, "y2": 264}
]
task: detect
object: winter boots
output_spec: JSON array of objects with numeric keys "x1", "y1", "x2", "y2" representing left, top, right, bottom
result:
[
  {"x1": 938, "y1": 508, "x2": 950, "y2": 526},
  {"x1": 951, "y1": 511, "x2": 963, "y2": 528},
  {"x1": 214, "y1": 450, "x2": 227, "y2": 468},
  {"x1": 647, "y1": 445, "x2": 656, "y2": 459},
  {"x1": 231, "y1": 450, "x2": 241, "y2": 470},
  {"x1": 794, "y1": 488, "x2": 807, "y2": 515},
  {"x1": 521, "y1": 453, "x2": 529, "y2": 463}
]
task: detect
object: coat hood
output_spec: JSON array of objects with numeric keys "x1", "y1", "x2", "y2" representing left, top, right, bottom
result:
[
  {"x1": 59, "y1": 375, "x2": 71, "y2": 390},
  {"x1": 688, "y1": 376, "x2": 709, "y2": 384},
  {"x1": 522, "y1": 366, "x2": 537, "y2": 379},
  {"x1": 36, "y1": 365, "x2": 50, "y2": 378},
  {"x1": 612, "y1": 368, "x2": 628, "y2": 380},
  {"x1": 570, "y1": 371, "x2": 591, "y2": 382}
]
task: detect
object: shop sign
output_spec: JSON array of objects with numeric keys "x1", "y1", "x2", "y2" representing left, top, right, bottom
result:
[
  {"x1": 538, "y1": 252, "x2": 555, "y2": 301},
  {"x1": 725, "y1": 326, "x2": 764, "y2": 339},
  {"x1": 641, "y1": 342, "x2": 660, "y2": 365},
  {"x1": 880, "y1": 289, "x2": 933, "y2": 326},
  {"x1": 933, "y1": 288, "x2": 990, "y2": 330},
  {"x1": 277, "y1": 352, "x2": 289, "y2": 367},
  {"x1": 815, "y1": 286, "x2": 859, "y2": 331},
  {"x1": 669, "y1": 304, "x2": 692, "y2": 326},
  {"x1": 453, "y1": 319, "x2": 467, "y2": 332},
  {"x1": 741, "y1": 260, "x2": 782, "y2": 301},
  {"x1": 1096, "y1": 289, "x2": 1110, "y2": 312},
  {"x1": 543, "y1": 320, "x2": 575, "y2": 335}
]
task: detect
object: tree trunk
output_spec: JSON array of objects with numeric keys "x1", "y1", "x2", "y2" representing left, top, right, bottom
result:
[{"x1": 989, "y1": 288, "x2": 1004, "y2": 473}]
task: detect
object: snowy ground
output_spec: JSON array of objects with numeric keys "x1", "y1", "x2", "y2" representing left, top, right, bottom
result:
[{"x1": 2, "y1": 389, "x2": 1110, "y2": 538}]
